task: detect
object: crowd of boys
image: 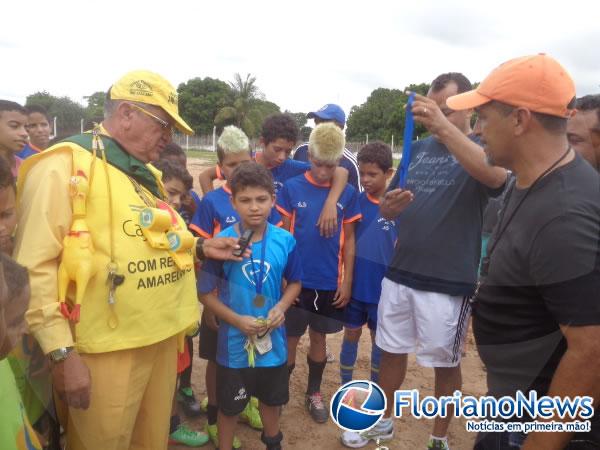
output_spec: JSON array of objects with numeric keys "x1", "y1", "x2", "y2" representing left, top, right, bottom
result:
[{"x1": 0, "y1": 52, "x2": 599, "y2": 450}]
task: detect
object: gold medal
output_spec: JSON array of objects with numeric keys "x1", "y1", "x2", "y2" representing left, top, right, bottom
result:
[{"x1": 253, "y1": 294, "x2": 265, "y2": 308}]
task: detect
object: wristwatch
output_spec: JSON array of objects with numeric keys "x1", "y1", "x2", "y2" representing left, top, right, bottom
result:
[
  {"x1": 195, "y1": 237, "x2": 206, "y2": 261},
  {"x1": 48, "y1": 347, "x2": 74, "y2": 363}
]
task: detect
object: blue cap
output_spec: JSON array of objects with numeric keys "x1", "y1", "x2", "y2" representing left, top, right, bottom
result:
[{"x1": 307, "y1": 104, "x2": 346, "y2": 126}]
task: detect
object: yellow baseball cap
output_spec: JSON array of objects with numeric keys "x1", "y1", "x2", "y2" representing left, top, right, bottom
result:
[{"x1": 109, "y1": 70, "x2": 193, "y2": 135}]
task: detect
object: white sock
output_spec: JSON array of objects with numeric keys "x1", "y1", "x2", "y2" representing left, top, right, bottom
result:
[{"x1": 430, "y1": 435, "x2": 447, "y2": 442}]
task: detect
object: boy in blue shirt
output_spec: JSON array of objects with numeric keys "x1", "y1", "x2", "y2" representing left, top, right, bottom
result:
[
  {"x1": 190, "y1": 126, "x2": 278, "y2": 447},
  {"x1": 199, "y1": 163, "x2": 302, "y2": 450},
  {"x1": 338, "y1": 142, "x2": 399, "y2": 448},
  {"x1": 277, "y1": 123, "x2": 361, "y2": 423}
]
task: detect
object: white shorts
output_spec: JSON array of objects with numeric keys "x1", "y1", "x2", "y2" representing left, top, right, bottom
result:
[{"x1": 375, "y1": 278, "x2": 471, "y2": 367}]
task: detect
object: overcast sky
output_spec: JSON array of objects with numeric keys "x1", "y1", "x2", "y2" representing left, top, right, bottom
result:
[{"x1": 2, "y1": 0, "x2": 599, "y2": 118}]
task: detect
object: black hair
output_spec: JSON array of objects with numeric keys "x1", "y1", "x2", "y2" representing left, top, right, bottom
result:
[
  {"x1": 490, "y1": 100, "x2": 568, "y2": 134},
  {"x1": 0, "y1": 100, "x2": 27, "y2": 117},
  {"x1": 229, "y1": 162, "x2": 274, "y2": 197},
  {"x1": 0, "y1": 253, "x2": 29, "y2": 300},
  {"x1": 25, "y1": 104, "x2": 50, "y2": 122},
  {"x1": 430, "y1": 73, "x2": 472, "y2": 94},
  {"x1": 261, "y1": 114, "x2": 299, "y2": 145},
  {"x1": 0, "y1": 156, "x2": 15, "y2": 192},
  {"x1": 576, "y1": 95, "x2": 600, "y2": 127},
  {"x1": 153, "y1": 159, "x2": 193, "y2": 191},
  {"x1": 357, "y1": 141, "x2": 393, "y2": 172},
  {"x1": 161, "y1": 142, "x2": 186, "y2": 164}
]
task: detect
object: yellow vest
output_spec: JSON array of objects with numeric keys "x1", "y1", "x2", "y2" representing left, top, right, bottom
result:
[{"x1": 18, "y1": 143, "x2": 199, "y2": 354}]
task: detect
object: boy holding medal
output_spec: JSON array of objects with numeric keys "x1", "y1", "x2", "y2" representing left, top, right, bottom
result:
[{"x1": 198, "y1": 163, "x2": 302, "y2": 450}]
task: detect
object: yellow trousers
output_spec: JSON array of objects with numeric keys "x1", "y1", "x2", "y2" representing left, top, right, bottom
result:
[{"x1": 62, "y1": 336, "x2": 177, "y2": 450}]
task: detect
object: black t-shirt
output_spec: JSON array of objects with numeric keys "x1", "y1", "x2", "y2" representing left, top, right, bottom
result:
[{"x1": 474, "y1": 153, "x2": 600, "y2": 411}]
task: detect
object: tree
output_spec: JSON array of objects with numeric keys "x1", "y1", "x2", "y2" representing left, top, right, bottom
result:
[
  {"x1": 84, "y1": 91, "x2": 106, "y2": 124},
  {"x1": 26, "y1": 91, "x2": 87, "y2": 136},
  {"x1": 215, "y1": 73, "x2": 278, "y2": 138},
  {"x1": 346, "y1": 83, "x2": 430, "y2": 145},
  {"x1": 178, "y1": 77, "x2": 232, "y2": 135},
  {"x1": 284, "y1": 111, "x2": 307, "y2": 131}
]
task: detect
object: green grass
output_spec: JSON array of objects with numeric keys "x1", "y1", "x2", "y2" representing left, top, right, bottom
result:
[{"x1": 185, "y1": 149, "x2": 218, "y2": 162}]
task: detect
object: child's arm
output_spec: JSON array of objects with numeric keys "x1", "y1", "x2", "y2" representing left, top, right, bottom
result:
[
  {"x1": 198, "y1": 166, "x2": 218, "y2": 194},
  {"x1": 333, "y1": 221, "x2": 356, "y2": 308},
  {"x1": 280, "y1": 216, "x2": 291, "y2": 231},
  {"x1": 200, "y1": 289, "x2": 267, "y2": 336},
  {"x1": 317, "y1": 167, "x2": 349, "y2": 238},
  {"x1": 267, "y1": 281, "x2": 301, "y2": 329}
]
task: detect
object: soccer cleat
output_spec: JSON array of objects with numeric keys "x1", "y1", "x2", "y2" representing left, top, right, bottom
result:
[
  {"x1": 427, "y1": 438, "x2": 450, "y2": 450},
  {"x1": 340, "y1": 419, "x2": 394, "y2": 448},
  {"x1": 177, "y1": 387, "x2": 202, "y2": 417},
  {"x1": 239, "y1": 397, "x2": 263, "y2": 430},
  {"x1": 205, "y1": 423, "x2": 242, "y2": 449},
  {"x1": 168, "y1": 424, "x2": 209, "y2": 447},
  {"x1": 305, "y1": 392, "x2": 328, "y2": 423}
]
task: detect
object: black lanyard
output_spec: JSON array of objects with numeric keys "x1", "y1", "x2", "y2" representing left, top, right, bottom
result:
[
  {"x1": 477, "y1": 147, "x2": 572, "y2": 292},
  {"x1": 239, "y1": 224, "x2": 268, "y2": 295}
]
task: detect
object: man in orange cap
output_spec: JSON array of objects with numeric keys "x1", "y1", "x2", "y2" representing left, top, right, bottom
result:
[
  {"x1": 14, "y1": 70, "x2": 246, "y2": 450},
  {"x1": 448, "y1": 54, "x2": 600, "y2": 449}
]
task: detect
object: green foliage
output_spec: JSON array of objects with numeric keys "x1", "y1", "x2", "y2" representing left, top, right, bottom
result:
[
  {"x1": 25, "y1": 91, "x2": 86, "y2": 136},
  {"x1": 214, "y1": 73, "x2": 280, "y2": 138},
  {"x1": 84, "y1": 91, "x2": 106, "y2": 124},
  {"x1": 178, "y1": 77, "x2": 232, "y2": 135},
  {"x1": 346, "y1": 84, "x2": 431, "y2": 146}
]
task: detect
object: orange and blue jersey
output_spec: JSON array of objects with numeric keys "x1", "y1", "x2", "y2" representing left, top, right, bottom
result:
[
  {"x1": 17, "y1": 143, "x2": 42, "y2": 160},
  {"x1": 352, "y1": 193, "x2": 398, "y2": 303},
  {"x1": 190, "y1": 185, "x2": 281, "y2": 238},
  {"x1": 276, "y1": 172, "x2": 361, "y2": 291}
]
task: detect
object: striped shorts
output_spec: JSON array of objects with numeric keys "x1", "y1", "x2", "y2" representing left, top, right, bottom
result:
[{"x1": 375, "y1": 278, "x2": 471, "y2": 367}]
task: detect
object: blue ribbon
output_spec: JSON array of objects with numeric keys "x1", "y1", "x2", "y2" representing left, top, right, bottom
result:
[{"x1": 398, "y1": 92, "x2": 416, "y2": 189}]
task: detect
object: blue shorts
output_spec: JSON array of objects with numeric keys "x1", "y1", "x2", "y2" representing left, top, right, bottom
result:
[{"x1": 344, "y1": 299, "x2": 378, "y2": 330}]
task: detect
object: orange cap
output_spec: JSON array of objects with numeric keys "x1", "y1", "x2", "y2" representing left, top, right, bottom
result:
[{"x1": 446, "y1": 54, "x2": 576, "y2": 118}]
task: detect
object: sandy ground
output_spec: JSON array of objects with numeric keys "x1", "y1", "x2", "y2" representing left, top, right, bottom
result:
[{"x1": 168, "y1": 159, "x2": 488, "y2": 450}]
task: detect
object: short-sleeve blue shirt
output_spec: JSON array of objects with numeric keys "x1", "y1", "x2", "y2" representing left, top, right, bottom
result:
[
  {"x1": 198, "y1": 224, "x2": 303, "y2": 368},
  {"x1": 277, "y1": 172, "x2": 361, "y2": 291},
  {"x1": 270, "y1": 159, "x2": 310, "y2": 194},
  {"x1": 190, "y1": 186, "x2": 281, "y2": 238},
  {"x1": 352, "y1": 193, "x2": 398, "y2": 303}
]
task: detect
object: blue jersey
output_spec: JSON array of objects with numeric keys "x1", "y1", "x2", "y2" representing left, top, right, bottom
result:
[
  {"x1": 352, "y1": 193, "x2": 398, "y2": 303},
  {"x1": 270, "y1": 158, "x2": 310, "y2": 194},
  {"x1": 17, "y1": 143, "x2": 41, "y2": 160},
  {"x1": 198, "y1": 224, "x2": 303, "y2": 368},
  {"x1": 277, "y1": 172, "x2": 361, "y2": 291},
  {"x1": 293, "y1": 143, "x2": 362, "y2": 192},
  {"x1": 190, "y1": 185, "x2": 281, "y2": 238}
]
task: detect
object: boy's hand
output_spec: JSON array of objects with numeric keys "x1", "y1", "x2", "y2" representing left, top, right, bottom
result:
[
  {"x1": 317, "y1": 199, "x2": 338, "y2": 238},
  {"x1": 267, "y1": 304, "x2": 286, "y2": 329},
  {"x1": 236, "y1": 315, "x2": 268, "y2": 336},
  {"x1": 204, "y1": 310, "x2": 219, "y2": 332},
  {"x1": 333, "y1": 281, "x2": 352, "y2": 308}
]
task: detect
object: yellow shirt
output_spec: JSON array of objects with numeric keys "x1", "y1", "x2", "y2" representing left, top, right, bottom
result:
[{"x1": 14, "y1": 136, "x2": 199, "y2": 354}]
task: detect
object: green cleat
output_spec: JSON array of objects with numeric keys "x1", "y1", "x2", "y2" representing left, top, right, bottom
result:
[
  {"x1": 205, "y1": 422, "x2": 242, "y2": 449},
  {"x1": 200, "y1": 396, "x2": 208, "y2": 413},
  {"x1": 239, "y1": 397, "x2": 263, "y2": 430},
  {"x1": 169, "y1": 424, "x2": 209, "y2": 447}
]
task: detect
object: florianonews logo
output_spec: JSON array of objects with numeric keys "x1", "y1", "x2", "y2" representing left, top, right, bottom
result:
[{"x1": 330, "y1": 380, "x2": 387, "y2": 432}]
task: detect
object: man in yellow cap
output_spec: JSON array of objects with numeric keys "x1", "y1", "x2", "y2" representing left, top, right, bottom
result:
[
  {"x1": 13, "y1": 70, "x2": 244, "y2": 450},
  {"x1": 447, "y1": 54, "x2": 600, "y2": 450}
]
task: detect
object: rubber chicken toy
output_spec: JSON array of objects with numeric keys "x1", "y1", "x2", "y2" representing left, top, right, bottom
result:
[{"x1": 58, "y1": 169, "x2": 99, "y2": 323}]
